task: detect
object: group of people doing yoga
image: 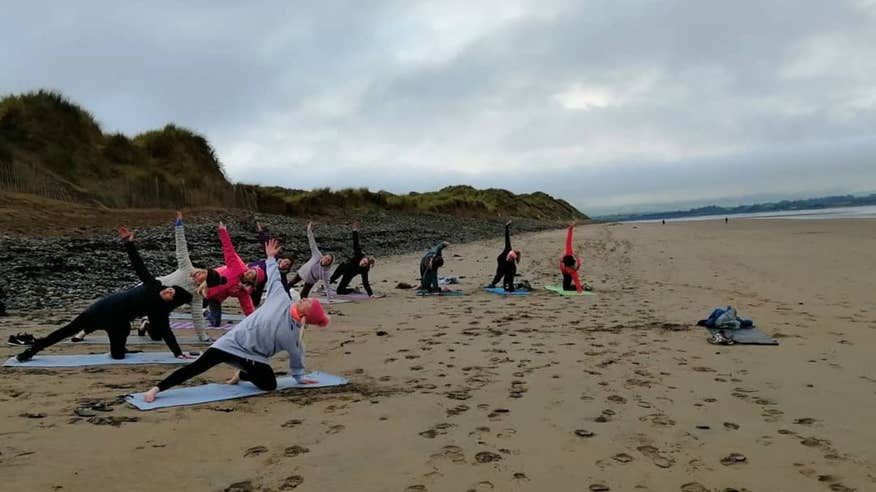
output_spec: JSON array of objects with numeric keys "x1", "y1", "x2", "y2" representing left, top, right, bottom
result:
[
  {"x1": 418, "y1": 220, "x2": 585, "y2": 294},
  {"x1": 15, "y1": 215, "x2": 585, "y2": 403}
]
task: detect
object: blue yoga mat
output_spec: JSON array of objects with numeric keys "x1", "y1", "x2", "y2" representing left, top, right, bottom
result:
[
  {"x1": 3, "y1": 352, "x2": 192, "y2": 368},
  {"x1": 125, "y1": 371, "x2": 348, "y2": 410},
  {"x1": 484, "y1": 287, "x2": 529, "y2": 296}
]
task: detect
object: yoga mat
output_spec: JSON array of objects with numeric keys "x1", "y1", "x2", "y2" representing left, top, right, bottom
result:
[
  {"x1": 484, "y1": 287, "x2": 529, "y2": 296},
  {"x1": 416, "y1": 289, "x2": 465, "y2": 297},
  {"x1": 170, "y1": 312, "x2": 245, "y2": 322},
  {"x1": 703, "y1": 326, "x2": 779, "y2": 345},
  {"x1": 314, "y1": 297, "x2": 351, "y2": 305},
  {"x1": 4, "y1": 352, "x2": 192, "y2": 368},
  {"x1": 64, "y1": 335, "x2": 212, "y2": 346},
  {"x1": 544, "y1": 285, "x2": 595, "y2": 296},
  {"x1": 329, "y1": 291, "x2": 386, "y2": 301},
  {"x1": 171, "y1": 320, "x2": 235, "y2": 331},
  {"x1": 125, "y1": 371, "x2": 348, "y2": 410}
]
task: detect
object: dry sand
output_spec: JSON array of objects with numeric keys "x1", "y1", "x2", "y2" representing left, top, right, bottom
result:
[{"x1": 1, "y1": 219, "x2": 875, "y2": 492}]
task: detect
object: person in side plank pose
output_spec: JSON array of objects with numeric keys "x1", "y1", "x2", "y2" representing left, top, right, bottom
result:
[
  {"x1": 142, "y1": 238, "x2": 331, "y2": 403},
  {"x1": 17, "y1": 226, "x2": 195, "y2": 362}
]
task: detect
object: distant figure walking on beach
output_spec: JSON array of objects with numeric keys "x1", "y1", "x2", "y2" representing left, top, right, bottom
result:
[
  {"x1": 17, "y1": 226, "x2": 196, "y2": 362},
  {"x1": 142, "y1": 238, "x2": 330, "y2": 403},
  {"x1": 288, "y1": 222, "x2": 333, "y2": 298},
  {"x1": 725, "y1": 217, "x2": 729, "y2": 224},
  {"x1": 488, "y1": 220, "x2": 521, "y2": 292},
  {"x1": 560, "y1": 223, "x2": 583, "y2": 293},
  {"x1": 330, "y1": 222, "x2": 376, "y2": 296},
  {"x1": 420, "y1": 241, "x2": 449, "y2": 293}
]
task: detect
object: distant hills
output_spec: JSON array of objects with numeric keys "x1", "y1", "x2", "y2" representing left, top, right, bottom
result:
[
  {"x1": 597, "y1": 194, "x2": 876, "y2": 222},
  {"x1": 0, "y1": 90, "x2": 586, "y2": 221}
]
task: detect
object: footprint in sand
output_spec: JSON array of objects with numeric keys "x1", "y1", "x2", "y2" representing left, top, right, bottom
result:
[
  {"x1": 679, "y1": 483, "x2": 708, "y2": 492},
  {"x1": 243, "y1": 445, "x2": 268, "y2": 457},
  {"x1": 636, "y1": 445, "x2": 673, "y2": 468},
  {"x1": 612, "y1": 453, "x2": 633, "y2": 463},
  {"x1": 283, "y1": 445, "x2": 310, "y2": 457},
  {"x1": 279, "y1": 475, "x2": 303, "y2": 490},
  {"x1": 720, "y1": 453, "x2": 747, "y2": 466}
]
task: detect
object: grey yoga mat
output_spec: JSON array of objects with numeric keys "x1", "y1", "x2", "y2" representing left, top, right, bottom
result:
[
  {"x1": 4, "y1": 352, "x2": 192, "y2": 368},
  {"x1": 64, "y1": 335, "x2": 212, "y2": 345},
  {"x1": 704, "y1": 326, "x2": 779, "y2": 345},
  {"x1": 126, "y1": 371, "x2": 349, "y2": 410}
]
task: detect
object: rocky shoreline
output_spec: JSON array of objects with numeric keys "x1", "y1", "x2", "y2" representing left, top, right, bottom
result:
[{"x1": 0, "y1": 211, "x2": 564, "y2": 318}]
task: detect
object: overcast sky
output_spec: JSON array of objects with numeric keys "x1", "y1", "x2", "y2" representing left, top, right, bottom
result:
[{"x1": 3, "y1": 1, "x2": 875, "y2": 215}]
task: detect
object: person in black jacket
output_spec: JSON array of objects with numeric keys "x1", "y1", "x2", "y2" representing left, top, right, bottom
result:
[
  {"x1": 329, "y1": 222, "x2": 376, "y2": 297},
  {"x1": 487, "y1": 220, "x2": 521, "y2": 292},
  {"x1": 16, "y1": 226, "x2": 195, "y2": 362}
]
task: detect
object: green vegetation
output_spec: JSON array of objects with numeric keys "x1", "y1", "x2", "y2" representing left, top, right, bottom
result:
[{"x1": 0, "y1": 90, "x2": 587, "y2": 221}]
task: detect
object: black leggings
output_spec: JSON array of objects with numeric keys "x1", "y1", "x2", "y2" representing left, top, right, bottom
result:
[
  {"x1": 288, "y1": 274, "x2": 314, "y2": 298},
  {"x1": 33, "y1": 312, "x2": 129, "y2": 359},
  {"x1": 156, "y1": 348, "x2": 277, "y2": 392}
]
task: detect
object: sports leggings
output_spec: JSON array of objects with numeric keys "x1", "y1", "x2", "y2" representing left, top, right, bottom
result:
[{"x1": 156, "y1": 347, "x2": 277, "y2": 392}]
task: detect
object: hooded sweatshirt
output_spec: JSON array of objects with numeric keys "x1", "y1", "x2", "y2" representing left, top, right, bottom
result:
[
  {"x1": 205, "y1": 227, "x2": 255, "y2": 316},
  {"x1": 296, "y1": 227, "x2": 331, "y2": 295},
  {"x1": 212, "y1": 256, "x2": 305, "y2": 378},
  {"x1": 154, "y1": 217, "x2": 206, "y2": 337}
]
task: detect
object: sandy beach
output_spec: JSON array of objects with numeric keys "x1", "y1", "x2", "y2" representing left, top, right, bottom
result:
[{"x1": 1, "y1": 218, "x2": 875, "y2": 492}]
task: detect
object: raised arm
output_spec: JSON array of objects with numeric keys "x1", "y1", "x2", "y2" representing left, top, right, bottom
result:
[
  {"x1": 120, "y1": 227, "x2": 158, "y2": 287},
  {"x1": 503, "y1": 222, "x2": 512, "y2": 253},
  {"x1": 306, "y1": 222, "x2": 321, "y2": 259},
  {"x1": 352, "y1": 230, "x2": 362, "y2": 257},
  {"x1": 564, "y1": 225, "x2": 575, "y2": 256},
  {"x1": 218, "y1": 223, "x2": 246, "y2": 272},
  {"x1": 174, "y1": 212, "x2": 193, "y2": 270},
  {"x1": 263, "y1": 239, "x2": 287, "y2": 300}
]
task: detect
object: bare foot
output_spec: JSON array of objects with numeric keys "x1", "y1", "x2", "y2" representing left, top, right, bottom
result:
[
  {"x1": 144, "y1": 387, "x2": 160, "y2": 403},
  {"x1": 227, "y1": 371, "x2": 241, "y2": 385}
]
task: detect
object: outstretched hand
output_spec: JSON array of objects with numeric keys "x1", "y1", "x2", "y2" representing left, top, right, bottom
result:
[
  {"x1": 506, "y1": 220, "x2": 512, "y2": 226},
  {"x1": 351, "y1": 221, "x2": 360, "y2": 230},
  {"x1": 442, "y1": 240, "x2": 450, "y2": 247},
  {"x1": 218, "y1": 221, "x2": 226, "y2": 231},
  {"x1": 265, "y1": 238, "x2": 281, "y2": 258},
  {"x1": 118, "y1": 226, "x2": 134, "y2": 241},
  {"x1": 176, "y1": 210, "x2": 183, "y2": 221},
  {"x1": 306, "y1": 221, "x2": 313, "y2": 231},
  {"x1": 256, "y1": 221, "x2": 263, "y2": 232}
]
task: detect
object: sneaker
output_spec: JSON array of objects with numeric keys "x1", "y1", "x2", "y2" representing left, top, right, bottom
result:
[
  {"x1": 7, "y1": 333, "x2": 35, "y2": 346},
  {"x1": 138, "y1": 318, "x2": 150, "y2": 337},
  {"x1": 16, "y1": 347, "x2": 36, "y2": 362}
]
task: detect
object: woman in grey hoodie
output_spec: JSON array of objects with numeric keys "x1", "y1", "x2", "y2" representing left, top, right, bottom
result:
[
  {"x1": 287, "y1": 221, "x2": 333, "y2": 298},
  {"x1": 142, "y1": 238, "x2": 331, "y2": 403}
]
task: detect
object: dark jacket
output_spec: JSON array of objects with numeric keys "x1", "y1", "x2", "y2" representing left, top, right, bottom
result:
[{"x1": 330, "y1": 230, "x2": 373, "y2": 296}]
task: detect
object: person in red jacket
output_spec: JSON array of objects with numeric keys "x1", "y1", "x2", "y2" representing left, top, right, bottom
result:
[
  {"x1": 202, "y1": 222, "x2": 258, "y2": 326},
  {"x1": 561, "y1": 224, "x2": 583, "y2": 293}
]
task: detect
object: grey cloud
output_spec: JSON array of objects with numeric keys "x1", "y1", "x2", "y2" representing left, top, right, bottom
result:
[{"x1": 2, "y1": 1, "x2": 875, "y2": 215}]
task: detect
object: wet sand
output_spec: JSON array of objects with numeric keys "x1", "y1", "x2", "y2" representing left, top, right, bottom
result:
[{"x1": 1, "y1": 219, "x2": 875, "y2": 491}]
